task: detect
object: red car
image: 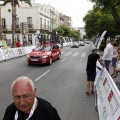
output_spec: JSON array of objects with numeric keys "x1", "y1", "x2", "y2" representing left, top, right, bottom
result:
[{"x1": 26, "y1": 43, "x2": 61, "y2": 65}]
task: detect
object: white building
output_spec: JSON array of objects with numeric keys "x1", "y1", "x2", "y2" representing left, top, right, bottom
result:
[
  {"x1": 73, "y1": 27, "x2": 86, "y2": 39},
  {"x1": 1, "y1": 2, "x2": 60, "y2": 46}
]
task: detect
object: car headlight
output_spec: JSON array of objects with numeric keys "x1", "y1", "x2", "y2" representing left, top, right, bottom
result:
[{"x1": 42, "y1": 56, "x2": 48, "y2": 58}]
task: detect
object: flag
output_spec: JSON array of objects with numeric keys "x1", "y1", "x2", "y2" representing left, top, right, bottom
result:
[{"x1": 97, "y1": 30, "x2": 107, "y2": 49}]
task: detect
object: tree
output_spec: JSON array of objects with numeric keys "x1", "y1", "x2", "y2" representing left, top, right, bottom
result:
[
  {"x1": 89, "y1": 0, "x2": 120, "y2": 30},
  {"x1": 3, "y1": 0, "x2": 32, "y2": 47},
  {"x1": 52, "y1": 25, "x2": 80, "y2": 38},
  {"x1": 83, "y1": 7, "x2": 119, "y2": 39}
]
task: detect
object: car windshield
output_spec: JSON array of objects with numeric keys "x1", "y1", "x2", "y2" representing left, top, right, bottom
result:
[
  {"x1": 34, "y1": 45, "x2": 51, "y2": 51},
  {"x1": 73, "y1": 41, "x2": 79, "y2": 44}
]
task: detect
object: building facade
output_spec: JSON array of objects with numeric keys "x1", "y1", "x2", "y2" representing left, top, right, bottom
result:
[
  {"x1": 61, "y1": 15, "x2": 72, "y2": 27},
  {"x1": 1, "y1": 2, "x2": 72, "y2": 46}
]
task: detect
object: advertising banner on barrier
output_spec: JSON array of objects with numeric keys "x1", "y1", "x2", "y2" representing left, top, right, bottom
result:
[
  {"x1": 17, "y1": 47, "x2": 25, "y2": 56},
  {"x1": 3, "y1": 48, "x2": 15, "y2": 60},
  {"x1": 95, "y1": 68, "x2": 120, "y2": 120}
]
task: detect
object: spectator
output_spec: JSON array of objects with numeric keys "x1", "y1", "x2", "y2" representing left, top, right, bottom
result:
[
  {"x1": 111, "y1": 41, "x2": 118, "y2": 77},
  {"x1": 86, "y1": 49, "x2": 104, "y2": 95},
  {"x1": 16, "y1": 40, "x2": 21, "y2": 47},
  {"x1": 115, "y1": 52, "x2": 120, "y2": 90},
  {"x1": 23, "y1": 39, "x2": 27, "y2": 46},
  {"x1": 61, "y1": 40, "x2": 63, "y2": 49},
  {"x1": 3, "y1": 76, "x2": 61, "y2": 120},
  {"x1": 102, "y1": 39, "x2": 113, "y2": 73}
]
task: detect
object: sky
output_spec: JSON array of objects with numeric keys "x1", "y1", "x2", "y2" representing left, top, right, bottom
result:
[{"x1": 34, "y1": 0, "x2": 94, "y2": 27}]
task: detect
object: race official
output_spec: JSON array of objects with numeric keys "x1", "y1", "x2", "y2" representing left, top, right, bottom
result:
[{"x1": 3, "y1": 76, "x2": 61, "y2": 120}]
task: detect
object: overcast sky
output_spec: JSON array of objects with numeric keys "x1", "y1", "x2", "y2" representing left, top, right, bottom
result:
[{"x1": 34, "y1": 0, "x2": 94, "y2": 27}]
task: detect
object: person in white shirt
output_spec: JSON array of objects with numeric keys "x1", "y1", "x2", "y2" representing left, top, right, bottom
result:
[{"x1": 102, "y1": 39, "x2": 113, "y2": 73}]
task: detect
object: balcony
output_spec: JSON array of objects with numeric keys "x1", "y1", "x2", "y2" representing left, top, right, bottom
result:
[
  {"x1": 40, "y1": 24, "x2": 50, "y2": 31},
  {"x1": 28, "y1": 24, "x2": 34, "y2": 32},
  {"x1": 2, "y1": 25, "x2": 7, "y2": 32}
]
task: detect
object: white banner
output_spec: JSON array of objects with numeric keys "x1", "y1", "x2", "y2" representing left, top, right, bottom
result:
[
  {"x1": 95, "y1": 68, "x2": 120, "y2": 120},
  {"x1": 97, "y1": 30, "x2": 107, "y2": 49}
]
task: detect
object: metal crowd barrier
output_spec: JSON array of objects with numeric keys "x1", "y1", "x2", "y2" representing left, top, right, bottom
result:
[{"x1": 0, "y1": 46, "x2": 36, "y2": 61}]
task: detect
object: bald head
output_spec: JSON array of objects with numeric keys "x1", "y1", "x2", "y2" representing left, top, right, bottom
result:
[{"x1": 11, "y1": 76, "x2": 35, "y2": 92}]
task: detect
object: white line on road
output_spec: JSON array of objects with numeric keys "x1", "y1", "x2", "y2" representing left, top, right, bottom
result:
[
  {"x1": 61, "y1": 58, "x2": 66, "y2": 62},
  {"x1": 72, "y1": 52, "x2": 79, "y2": 56},
  {"x1": 64, "y1": 52, "x2": 72, "y2": 56},
  {"x1": 81, "y1": 53, "x2": 86, "y2": 57},
  {"x1": 34, "y1": 70, "x2": 50, "y2": 81}
]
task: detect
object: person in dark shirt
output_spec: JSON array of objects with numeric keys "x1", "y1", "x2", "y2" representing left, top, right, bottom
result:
[
  {"x1": 3, "y1": 76, "x2": 61, "y2": 120},
  {"x1": 86, "y1": 49, "x2": 104, "y2": 95}
]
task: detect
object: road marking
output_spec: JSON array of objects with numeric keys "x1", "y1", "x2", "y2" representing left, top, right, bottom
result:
[
  {"x1": 34, "y1": 70, "x2": 50, "y2": 81},
  {"x1": 81, "y1": 53, "x2": 86, "y2": 57},
  {"x1": 72, "y1": 52, "x2": 79, "y2": 56},
  {"x1": 64, "y1": 52, "x2": 72, "y2": 56},
  {"x1": 61, "y1": 58, "x2": 66, "y2": 62}
]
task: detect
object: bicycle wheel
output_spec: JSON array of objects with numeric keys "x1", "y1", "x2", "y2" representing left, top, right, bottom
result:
[{"x1": 35, "y1": 37, "x2": 40, "y2": 45}]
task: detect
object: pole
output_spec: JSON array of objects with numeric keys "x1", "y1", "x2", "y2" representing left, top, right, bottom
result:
[{"x1": 12, "y1": 0, "x2": 15, "y2": 47}]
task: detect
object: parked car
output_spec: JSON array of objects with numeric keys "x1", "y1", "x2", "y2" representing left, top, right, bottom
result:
[
  {"x1": 86, "y1": 41, "x2": 90, "y2": 44},
  {"x1": 79, "y1": 41, "x2": 85, "y2": 46},
  {"x1": 26, "y1": 43, "x2": 61, "y2": 65},
  {"x1": 71, "y1": 41, "x2": 79, "y2": 48}
]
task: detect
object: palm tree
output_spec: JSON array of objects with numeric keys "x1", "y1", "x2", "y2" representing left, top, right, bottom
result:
[
  {"x1": 2, "y1": 0, "x2": 32, "y2": 48},
  {"x1": 0, "y1": 6, "x2": 2, "y2": 40}
]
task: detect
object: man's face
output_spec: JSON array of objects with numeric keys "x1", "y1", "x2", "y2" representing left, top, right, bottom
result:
[{"x1": 12, "y1": 81, "x2": 36, "y2": 114}]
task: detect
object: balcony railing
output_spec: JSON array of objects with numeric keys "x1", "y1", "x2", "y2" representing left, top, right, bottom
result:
[
  {"x1": 40, "y1": 24, "x2": 50, "y2": 31},
  {"x1": 28, "y1": 24, "x2": 34, "y2": 29},
  {"x1": 16, "y1": 25, "x2": 19, "y2": 28},
  {"x1": 2, "y1": 25, "x2": 7, "y2": 29}
]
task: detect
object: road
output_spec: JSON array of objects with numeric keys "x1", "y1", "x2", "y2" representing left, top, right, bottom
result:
[{"x1": 0, "y1": 43, "x2": 99, "y2": 120}]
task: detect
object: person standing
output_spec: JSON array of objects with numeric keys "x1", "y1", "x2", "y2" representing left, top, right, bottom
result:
[
  {"x1": 16, "y1": 40, "x2": 21, "y2": 47},
  {"x1": 3, "y1": 76, "x2": 61, "y2": 120},
  {"x1": 61, "y1": 40, "x2": 63, "y2": 49},
  {"x1": 102, "y1": 39, "x2": 113, "y2": 73},
  {"x1": 111, "y1": 41, "x2": 118, "y2": 77},
  {"x1": 86, "y1": 49, "x2": 104, "y2": 95}
]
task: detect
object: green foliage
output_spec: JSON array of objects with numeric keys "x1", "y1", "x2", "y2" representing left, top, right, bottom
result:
[
  {"x1": 88, "y1": 0, "x2": 120, "y2": 35},
  {"x1": 3, "y1": 0, "x2": 32, "y2": 6},
  {"x1": 99, "y1": 44, "x2": 106, "y2": 51},
  {"x1": 83, "y1": 5, "x2": 120, "y2": 38},
  {"x1": 52, "y1": 25, "x2": 80, "y2": 38}
]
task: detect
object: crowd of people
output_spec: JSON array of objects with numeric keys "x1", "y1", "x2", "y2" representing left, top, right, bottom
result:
[
  {"x1": 86, "y1": 38, "x2": 120, "y2": 95},
  {"x1": 15, "y1": 38, "x2": 32, "y2": 48}
]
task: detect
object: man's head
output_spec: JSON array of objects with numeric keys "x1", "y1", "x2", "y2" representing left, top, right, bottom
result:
[
  {"x1": 106, "y1": 39, "x2": 111, "y2": 44},
  {"x1": 92, "y1": 48, "x2": 97, "y2": 53},
  {"x1": 11, "y1": 76, "x2": 36, "y2": 114}
]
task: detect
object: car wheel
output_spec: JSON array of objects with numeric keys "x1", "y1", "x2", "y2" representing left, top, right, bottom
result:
[
  {"x1": 49, "y1": 57, "x2": 52, "y2": 65},
  {"x1": 58, "y1": 53, "x2": 61, "y2": 59}
]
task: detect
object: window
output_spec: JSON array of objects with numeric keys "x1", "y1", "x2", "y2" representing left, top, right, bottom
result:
[
  {"x1": 47, "y1": 21, "x2": 49, "y2": 30},
  {"x1": 40, "y1": 18, "x2": 42, "y2": 28},
  {"x1": 2, "y1": 18, "x2": 6, "y2": 28},
  {"x1": 27, "y1": 17, "x2": 32, "y2": 28},
  {"x1": 44, "y1": 19, "x2": 46, "y2": 29},
  {"x1": 16, "y1": 18, "x2": 19, "y2": 28}
]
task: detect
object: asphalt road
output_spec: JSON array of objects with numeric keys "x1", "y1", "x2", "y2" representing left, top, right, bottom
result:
[{"x1": 0, "y1": 43, "x2": 99, "y2": 120}]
